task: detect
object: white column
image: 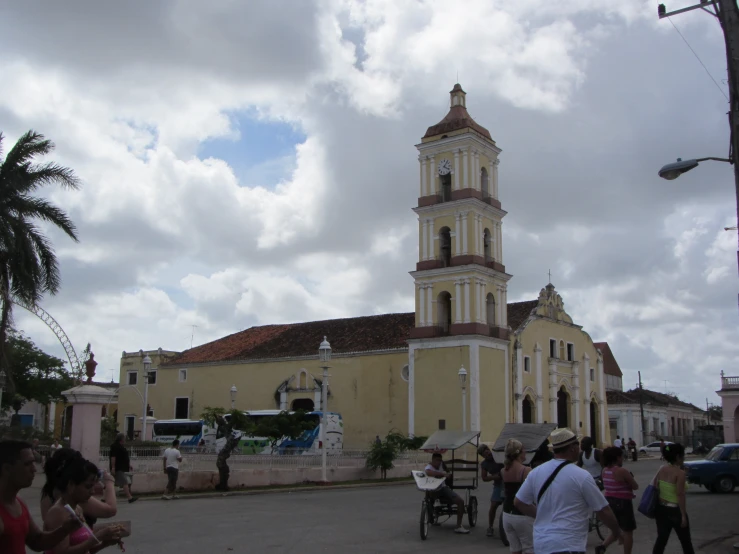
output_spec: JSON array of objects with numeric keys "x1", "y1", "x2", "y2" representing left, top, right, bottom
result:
[
  {"x1": 408, "y1": 345, "x2": 415, "y2": 436},
  {"x1": 470, "y1": 343, "x2": 480, "y2": 432},
  {"x1": 428, "y1": 157, "x2": 436, "y2": 195},
  {"x1": 488, "y1": 160, "x2": 495, "y2": 198},
  {"x1": 462, "y1": 212, "x2": 468, "y2": 255},
  {"x1": 535, "y1": 343, "x2": 543, "y2": 423},
  {"x1": 473, "y1": 215, "x2": 479, "y2": 256},
  {"x1": 420, "y1": 156, "x2": 427, "y2": 197},
  {"x1": 584, "y1": 354, "x2": 591, "y2": 436},
  {"x1": 453, "y1": 150, "x2": 460, "y2": 190},
  {"x1": 494, "y1": 223, "x2": 501, "y2": 261},
  {"x1": 516, "y1": 343, "x2": 523, "y2": 422},
  {"x1": 418, "y1": 284, "x2": 426, "y2": 326},
  {"x1": 504, "y1": 344, "x2": 510, "y2": 423},
  {"x1": 426, "y1": 285, "x2": 433, "y2": 325},
  {"x1": 501, "y1": 286, "x2": 508, "y2": 327},
  {"x1": 492, "y1": 158, "x2": 500, "y2": 199},
  {"x1": 421, "y1": 219, "x2": 428, "y2": 260},
  {"x1": 499, "y1": 221, "x2": 504, "y2": 263},
  {"x1": 462, "y1": 149, "x2": 469, "y2": 189},
  {"x1": 573, "y1": 361, "x2": 581, "y2": 431},
  {"x1": 495, "y1": 285, "x2": 502, "y2": 325},
  {"x1": 428, "y1": 218, "x2": 435, "y2": 260},
  {"x1": 550, "y1": 361, "x2": 558, "y2": 424},
  {"x1": 454, "y1": 213, "x2": 461, "y2": 256},
  {"x1": 313, "y1": 390, "x2": 321, "y2": 410},
  {"x1": 464, "y1": 279, "x2": 471, "y2": 323},
  {"x1": 454, "y1": 280, "x2": 462, "y2": 323},
  {"x1": 476, "y1": 280, "x2": 483, "y2": 322},
  {"x1": 474, "y1": 152, "x2": 480, "y2": 190},
  {"x1": 481, "y1": 281, "x2": 487, "y2": 324},
  {"x1": 598, "y1": 357, "x2": 607, "y2": 445}
]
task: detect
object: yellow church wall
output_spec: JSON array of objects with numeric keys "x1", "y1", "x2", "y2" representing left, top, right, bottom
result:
[
  {"x1": 412, "y1": 344, "x2": 470, "y2": 439},
  {"x1": 478, "y1": 345, "x2": 507, "y2": 444},
  {"x1": 117, "y1": 350, "x2": 409, "y2": 448}
]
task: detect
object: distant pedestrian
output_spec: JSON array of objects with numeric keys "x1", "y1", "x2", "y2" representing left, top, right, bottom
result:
[
  {"x1": 659, "y1": 438, "x2": 666, "y2": 461},
  {"x1": 652, "y1": 443, "x2": 694, "y2": 554},
  {"x1": 596, "y1": 446, "x2": 638, "y2": 554},
  {"x1": 162, "y1": 439, "x2": 183, "y2": 500},
  {"x1": 627, "y1": 438, "x2": 637, "y2": 462},
  {"x1": 477, "y1": 444, "x2": 504, "y2": 538},
  {"x1": 109, "y1": 434, "x2": 137, "y2": 504},
  {"x1": 614, "y1": 435, "x2": 623, "y2": 449},
  {"x1": 375, "y1": 435, "x2": 381, "y2": 446},
  {"x1": 49, "y1": 439, "x2": 62, "y2": 454},
  {"x1": 500, "y1": 439, "x2": 533, "y2": 554},
  {"x1": 514, "y1": 428, "x2": 621, "y2": 554},
  {"x1": 0, "y1": 440, "x2": 79, "y2": 553}
]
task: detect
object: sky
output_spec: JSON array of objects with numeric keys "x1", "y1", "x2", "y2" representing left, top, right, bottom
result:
[{"x1": 1, "y1": 0, "x2": 736, "y2": 409}]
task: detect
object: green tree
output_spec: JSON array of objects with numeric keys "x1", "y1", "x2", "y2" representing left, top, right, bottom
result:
[
  {"x1": 100, "y1": 415, "x2": 119, "y2": 445},
  {"x1": 366, "y1": 437, "x2": 398, "y2": 480},
  {"x1": 252, "y1": 410, "x2": 315, "y2": 454},
  {"x1": 0, "y1": 130, "x2": 80, "y2": 392},
  {"x1": 200, "y1": 406, "x2": 251, "y2": 491},
  {"x1": 1, "y1": 330, "x2": 74, "y2": 424}
]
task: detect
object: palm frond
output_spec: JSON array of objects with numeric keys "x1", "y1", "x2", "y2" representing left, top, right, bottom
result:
[{"x1": 5, "y1": 195, "x2": 79, "y2": 242}]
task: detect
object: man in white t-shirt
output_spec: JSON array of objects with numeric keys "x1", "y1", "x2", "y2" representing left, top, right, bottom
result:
[
  {"x1": 514, "y1": 428, "x2": 620, "y2": 554},
  {"x1": 613, "y1": 436, "x2": 623, "y2": 449},
  {"x1": 162, "y1": 439, "x2": 183, "y2": 500}
]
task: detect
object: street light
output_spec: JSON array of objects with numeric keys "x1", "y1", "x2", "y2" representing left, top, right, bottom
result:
[
  {"x1": 458, "y1": 366, "x2": 468, "y2": 432},
  {"x1": 142, "y1": 355, "x2": 152, "y2": 441},
  {"x1": 657, "y1": 157, "x2": 731, "y2": 180},
  {"x1": 318, "y1": 336, "x2": 332, "y2": 483},
  {"x1": 230, "y1": 384, "x2": 238, "y2": 410}
]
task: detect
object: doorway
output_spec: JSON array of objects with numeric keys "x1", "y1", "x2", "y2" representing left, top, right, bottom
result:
[{"x1": 557, "y1": 387, "x2": 570, "y2": 428}]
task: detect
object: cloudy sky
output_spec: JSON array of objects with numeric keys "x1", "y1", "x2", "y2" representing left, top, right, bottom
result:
[{"x1": 1, "y1": 0, "x2": 736, "y2": 409}]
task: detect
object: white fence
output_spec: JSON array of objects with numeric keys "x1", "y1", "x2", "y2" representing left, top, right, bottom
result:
[{"x1": 99, "y1": 447, "x2": 430, "y2": 473}]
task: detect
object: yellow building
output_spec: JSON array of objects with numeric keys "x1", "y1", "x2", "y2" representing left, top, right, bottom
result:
[{"x1": 116, "y1": 85, "x2": 610, "y2": 447}]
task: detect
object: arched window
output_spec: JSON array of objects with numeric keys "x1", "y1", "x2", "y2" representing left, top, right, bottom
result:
[
  {"x1": 483, "y1": 228, "x2": 492, "y2": 260},
  {"x1": 298, "y1": 369, "x2": 308, "y2": 390},
  {"x1": 441, "y1": 173, "x2": 452, "y2": 202},
  {"x1": 486, "y1": 292, "x2": 496, "y2": 326},
  {"x1": 439, "y1": 227, "x2": 452, "y2": 266},
  {"x1": 559, "y1": 340, "x2": 565, "y2": 360},
  {"x1": 557, "y1": 386, "x2": 570, "y2": 428},
  {"x1": 522, "y1": 396, "x2": 533, "y2": 424},
  {"x1": 437, "y1": 291, "x2": 452, "y2": 334},
  {"x1": 480, "y1": 167, "x2": 489, "y2": 196},
  {"x1": 401, "y1": 365, "x2": 409, "y2": 382},
  {"x1": 291, "y1": 398, "x2": 314, "y2": 411}
]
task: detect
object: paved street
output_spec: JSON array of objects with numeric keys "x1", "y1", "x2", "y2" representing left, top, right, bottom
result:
[{"x1": 20, "y1": 458, "x2": 739, "y2": 553}]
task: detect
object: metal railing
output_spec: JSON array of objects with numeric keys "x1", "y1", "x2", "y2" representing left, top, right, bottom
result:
[
  {"x1": 98, "y1": 448, "x2": 428, "y2": 473},
  {"x1": 721, "y1": 376, "x2": 739, "y2": 390}
]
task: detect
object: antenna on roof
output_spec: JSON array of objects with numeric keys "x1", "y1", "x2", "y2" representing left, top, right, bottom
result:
[{"x1": 190, "y1": 325, "x2": 198, "y2": 349}]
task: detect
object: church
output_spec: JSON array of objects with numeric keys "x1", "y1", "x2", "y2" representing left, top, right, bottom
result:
[{"x1": 116, "y1": 85, "x2": 613, "y2": 448}]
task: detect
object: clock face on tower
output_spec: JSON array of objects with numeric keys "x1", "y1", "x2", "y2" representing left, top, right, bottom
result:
[{"x1": 437, "y1": 159, "x2": 452, "y2": 176}]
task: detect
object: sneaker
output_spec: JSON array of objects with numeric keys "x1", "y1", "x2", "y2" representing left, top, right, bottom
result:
[
  {"x1": 128, "y1": 497, "x2": 139, "y2": 504},
  {"x1": 161, "y1": 495, "x2": 172, "y2": 500},
  {"x1": 454, "y1": 526, "x2": 470, "y2": 534},
  {"x1": 486, "y1": 526, "x2": 495, "y2": 537}
]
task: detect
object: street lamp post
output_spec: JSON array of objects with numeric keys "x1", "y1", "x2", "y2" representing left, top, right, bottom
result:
[
  {"x1": 657, "y1": 157, "x2": 731, "y2": 180},
  {"x1": 230, "y1": 385, "x2": 238, "y2": 410},
  {"x1": 458, "y1": 366, "x2": 468, "y2": 432},
  {"x1": 142, "y1": 355, "x2": 152, "y2": 441},
  {"x1": 318, "y1": 336, "x2": 332, "y2": 483}
]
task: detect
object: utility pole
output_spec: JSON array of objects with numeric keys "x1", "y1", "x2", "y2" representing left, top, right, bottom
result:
[
  {"x1": 638, "y1": 371, "x2": 647, "y2": 447},
  {"x1": 659, "y1": 0, "x2": 739, "y2": 307}
]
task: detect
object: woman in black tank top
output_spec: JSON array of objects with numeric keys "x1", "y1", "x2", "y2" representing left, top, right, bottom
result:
[{"x1": 501, "y1": 439, "x2": 534, "y2": 554}]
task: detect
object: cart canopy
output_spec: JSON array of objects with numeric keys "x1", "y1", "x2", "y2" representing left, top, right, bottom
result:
[
  {"x1": 419, "y1": 430, "x2": 481, "y2": 452},
  {"x1": 490, "y1": 423, "x2": 557, "y2": 464}
]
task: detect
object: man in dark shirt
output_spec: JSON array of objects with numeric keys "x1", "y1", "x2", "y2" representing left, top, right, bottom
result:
[{"x1": 110, "y1": 434, "x2": 137, "y2": 504}]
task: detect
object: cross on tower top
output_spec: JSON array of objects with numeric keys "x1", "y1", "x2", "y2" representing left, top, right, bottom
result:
[{"x1": 548, "y1": 269, "x2": 552, "y2": 283}]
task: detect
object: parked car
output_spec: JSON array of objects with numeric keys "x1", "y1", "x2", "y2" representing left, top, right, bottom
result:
[
  {"x1": 639, "y1": 441, "x2": 673, "y2": 454},
  {"x1": 684, "y1": 443, "x2": 739, "y2": 494}
]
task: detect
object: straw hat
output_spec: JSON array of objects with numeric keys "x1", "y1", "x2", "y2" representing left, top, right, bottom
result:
[{"x1": 549, "y1": 427, "x2": 578, "y2": 450}]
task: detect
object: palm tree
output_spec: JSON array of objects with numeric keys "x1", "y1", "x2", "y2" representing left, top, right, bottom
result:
[{"x1": 0, "y1": 130, "x2": 80, "y2": 392}]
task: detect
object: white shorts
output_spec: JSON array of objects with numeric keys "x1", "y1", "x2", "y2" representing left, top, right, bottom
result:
[{"x1": 502, "y1": 512, "x2": 534, "y2": 554}]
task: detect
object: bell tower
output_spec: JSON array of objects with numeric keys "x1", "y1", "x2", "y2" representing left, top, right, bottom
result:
[{"x1": 410, "y1": 84, "x2": 511, "y2": 339}]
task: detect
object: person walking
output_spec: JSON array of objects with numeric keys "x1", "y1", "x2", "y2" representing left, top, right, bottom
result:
[
  {"x1": 0, "y1": 440, "x2": 79, "y2": 554},
  {"x1": 577, "y1": 436, "x2": 603, "y2": 485},
  {"x1": 627, "y1": 438, "x2": 637, "y2": 462},
  {"x1": 652, "y1": 443, "x2": 695, "y2": 554},
  {"x1": 162, "y1": 439, "x2": 183, "y2": 500},
  {"x1": 514, "y1": 428, "x2": 621, "y2": 554},
  {"x1": 109, "y1": 434, "x2": 137, "y2": 504},
  {"x1": 500, "y1": 439, "x2": 533, "y2": 554},
  {"x1": 596, "y1": 446, "x2": 638, "y2": 554},
  {"x1": 477, "y1": 444, "x2": 504, "y2": 537},
  {"x1": 614, "y1": 435, "x2": 623, "y2": 449}
]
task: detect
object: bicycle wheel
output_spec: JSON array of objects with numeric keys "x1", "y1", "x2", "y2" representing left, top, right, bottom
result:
[
  {"x1": 420, "y1": 503, "x2": 430, "y2": 540},
  {"x1": 467, "y1": 496, "x2": 478, "y2": 527},
  {"x1": 592, "y1": 514, "x2": 605, "y2": 541}
]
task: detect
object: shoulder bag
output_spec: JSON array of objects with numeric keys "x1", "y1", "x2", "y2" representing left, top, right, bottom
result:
[
  {"x1": 637, "y1": 470, "x2": 659, "y2": 519},
  {"x1": 537, "y1": 460, "x2": 573, "y2": 504}
]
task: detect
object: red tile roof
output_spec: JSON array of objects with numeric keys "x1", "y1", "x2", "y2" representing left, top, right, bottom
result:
[
  {"x1": 593, "y1": 342, "x2": 623, "y2": 377},
  {"x1": 164, "y1": 313, "x2": 416, "y2": 366},
  {"x1": 507, "y1": 300, "x2": 538, "y2": 331}
]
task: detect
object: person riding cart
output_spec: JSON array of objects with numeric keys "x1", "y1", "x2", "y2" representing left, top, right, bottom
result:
[{"x1": 424, "y1": 453, "x2": 469, "y2": 534}]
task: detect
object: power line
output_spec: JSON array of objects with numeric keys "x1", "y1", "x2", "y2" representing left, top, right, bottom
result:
[{"x1": 667, "y1": 16, "x2": 729, "y2": 101}]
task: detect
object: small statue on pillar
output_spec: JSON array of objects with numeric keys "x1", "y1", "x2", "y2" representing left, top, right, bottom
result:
[{"x1": 85, "y1": 352, "x2": 98, "y2": 384}]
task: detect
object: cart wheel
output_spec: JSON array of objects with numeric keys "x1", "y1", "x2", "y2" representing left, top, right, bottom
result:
[
  {"x1": 499, "y1": 511, "x2": 509, "y2": 546},
  {"x1": 467, "y1": 496, "x2": 478, "y2": 527},
  {"x1": 420, "y1": 502, "x2": 430, "y2": 540}
]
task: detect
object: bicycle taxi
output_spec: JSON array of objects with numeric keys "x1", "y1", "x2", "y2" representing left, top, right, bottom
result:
[{"x1": 412, "y1": 430, "x2": 481, "y2": 540}]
